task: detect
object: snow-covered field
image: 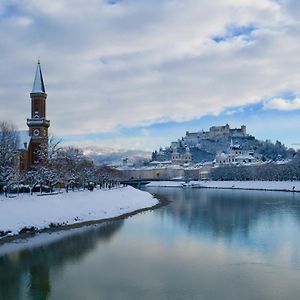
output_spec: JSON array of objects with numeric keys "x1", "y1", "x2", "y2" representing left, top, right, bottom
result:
[
  {"x1": 146, "y1": 180, "x2": 300, "y2": 192},
  {"x1": 0, "y1": 186, "x2": 158, "y2": 240},
  {"x1": 146, "y1": 181, "x2": 185, "y2": 187}
]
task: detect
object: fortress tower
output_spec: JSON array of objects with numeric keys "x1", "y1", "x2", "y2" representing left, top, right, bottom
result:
[{"x1": 26, "y1": 60, "x2": 50, "y2": 167}]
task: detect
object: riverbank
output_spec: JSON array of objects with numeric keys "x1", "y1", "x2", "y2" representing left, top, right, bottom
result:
[
  {"x1": 146, "y1": 180, "x2": 300, "y2": 192},
  {"x1": 0, "y1": 186, "x2": 159, "y2": 241}
]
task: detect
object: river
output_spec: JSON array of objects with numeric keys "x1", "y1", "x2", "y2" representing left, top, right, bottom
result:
[{"x1": 1, "y1": 187, "x2": 300, "y2": 300}]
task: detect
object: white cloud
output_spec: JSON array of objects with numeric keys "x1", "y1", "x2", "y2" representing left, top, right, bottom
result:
[
  {"x1": 264, "y1": 97, "x2": 300, "y2": 111},
  {"x1": 0, "y1": 0, "x2": 299, "y2": 138}
]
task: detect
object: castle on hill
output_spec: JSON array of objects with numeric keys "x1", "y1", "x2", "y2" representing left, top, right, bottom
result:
[
  {"x1": 172, "y1": 124, "x2": 247, "y2": 149},
  {"x1": 152, "y1": 124, "x2": 257, "y2": 165}
]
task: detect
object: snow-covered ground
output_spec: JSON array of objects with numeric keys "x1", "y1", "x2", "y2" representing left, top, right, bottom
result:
[
  {"x1": 0, "y1": 186, "x2": 158, "y2": 240},
  {"x1": 146, "y1": 181, "x2": 185, "y2": 187},
  {"x1": 146, "y1": 180, "x2": 300, "y2": 192}
]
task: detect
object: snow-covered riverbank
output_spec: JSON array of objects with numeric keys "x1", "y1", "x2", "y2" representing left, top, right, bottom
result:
[
  {"x1": 146, "y1": 180, "x2": 300, "y2": 192},
  {"x1": 0, "y1": 186, "x2": 158, "y2": 240}
]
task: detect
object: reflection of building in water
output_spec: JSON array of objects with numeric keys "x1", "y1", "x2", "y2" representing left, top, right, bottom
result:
[
  {"x1": 153, "y1": 188, "x2": 300, "y2": 240},
  {"x1": 0, "y1": 221, "x2": 123, "y2": 300},
  {"x1": 28, "y1": 265, "x2": 50, "y2": 300}
]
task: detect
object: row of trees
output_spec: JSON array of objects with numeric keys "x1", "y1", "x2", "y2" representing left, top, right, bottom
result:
[
  {"x1": 0, "y1": 121, "x2": 123, "y2": 197},
  {"x1": 210, "y1": 156, "x2": 300, "y2": 181}
]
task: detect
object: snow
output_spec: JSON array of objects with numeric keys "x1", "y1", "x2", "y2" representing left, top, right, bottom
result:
[
  {"x1": 186, "y1": 181, "x2": 300, "y2": 191},
  {"x1": 146, "y1": 181, "x2": 184, "y2": 187},
  {"x1": 146, "y1": 180, "x2": 300, "y2": 192},
  {"x1": 0, "y1": 186, "x2": 158, "y2": 240}
]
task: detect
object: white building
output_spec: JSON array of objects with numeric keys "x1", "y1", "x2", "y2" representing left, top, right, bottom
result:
[
  {"x1": 215, "y1": 140, "x2": 259, "y2": 166},
  {"x1": 171, "y1": 147, "x2": 192, "y2": 165}
]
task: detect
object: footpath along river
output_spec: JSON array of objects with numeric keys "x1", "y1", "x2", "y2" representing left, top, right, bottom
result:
[{"x1": 1, "y1": 187, "x2": 300, "y2": 300}]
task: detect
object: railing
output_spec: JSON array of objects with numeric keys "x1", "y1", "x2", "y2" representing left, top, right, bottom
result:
[{"x1": 27, "y1": 118, "x2": 50, "y2": 127}]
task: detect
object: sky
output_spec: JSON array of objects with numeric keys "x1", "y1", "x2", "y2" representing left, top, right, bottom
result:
[{"x1": 0, "y1": 0, "x2": 300, "y2": 151}]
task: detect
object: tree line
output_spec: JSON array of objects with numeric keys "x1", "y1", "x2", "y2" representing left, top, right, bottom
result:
[
  {"x1": 210, "y1": 156, "x2": 300, "y2": 181},
  {"x1": 0, "y1": 121, "x2": 123, "y2": 197}
]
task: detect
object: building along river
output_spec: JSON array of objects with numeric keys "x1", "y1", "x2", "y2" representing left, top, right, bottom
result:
[{"x1": 1, "y1": 187, "x2": 300, "y2": 300}]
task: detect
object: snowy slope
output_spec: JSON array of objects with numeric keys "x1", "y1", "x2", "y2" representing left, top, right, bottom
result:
[{"x1": 0, "y1": 186, "x2": 158, "y2": 239}]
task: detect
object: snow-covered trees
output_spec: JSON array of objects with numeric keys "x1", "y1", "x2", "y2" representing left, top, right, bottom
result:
[
  {"x1": 0, "y1": 121, "x2": 20, "y2": 168},
  {"x1": 210, "y1": 156, "x2": 300, "y2": 181},
  {"x1": 93, "y1": 165, "x2": 123, "y2": 189},
  {"x1": 0, "y1": 124, "x2": 123, "y2": 196},
  {"x1": 0, "y1": 121, "x2": 20, "y2": 194},
  {"x1": 257, "y1": 139, "x2": 295, "y2": 161},
  {"x1": 22, "y1": 143, "x2": 122, "y2": 195}
]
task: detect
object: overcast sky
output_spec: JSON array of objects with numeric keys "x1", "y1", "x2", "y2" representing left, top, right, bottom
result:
[{"x1": 0, "y1": 0, "x2": 300, "y2": 151}]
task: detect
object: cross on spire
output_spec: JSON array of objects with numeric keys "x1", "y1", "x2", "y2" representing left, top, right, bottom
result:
[{"x1": 32, "y1": 60, "x2": 45, "y2": 93}]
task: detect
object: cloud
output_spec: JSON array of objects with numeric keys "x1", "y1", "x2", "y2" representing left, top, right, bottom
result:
[
  {"x1": 264, "y1": 97, "x2": 300, "y2": 111},
  {"x1": 0, "y1": 0, "x2": 299, "y2": 142}
]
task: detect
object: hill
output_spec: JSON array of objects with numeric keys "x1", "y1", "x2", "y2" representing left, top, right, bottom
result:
[{"x1": 152, "y1": 124, "x2": 295, "y2": 163}]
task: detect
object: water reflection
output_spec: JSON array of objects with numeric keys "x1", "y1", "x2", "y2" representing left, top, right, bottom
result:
[
  {"x1": 148, "y1": 188, "x2": 300, "y2": 237},
  {"x1": 0, "y1": 221, "x2": 123, "y2": 300},
  {"x1": 1, "y1": 188, "x2": 300, "y2": 300}
]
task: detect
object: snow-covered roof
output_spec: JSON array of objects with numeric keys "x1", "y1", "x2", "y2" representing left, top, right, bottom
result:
[
  {"x1": 150, "y1": 160, "x2": 172, "y2": 165},
  {"x1": 17, "y1": 130, "x2": 31, "y2": 150},
  {"x1": 275, "y1": 160, "x2": 291, "y2": 165},
  {"x1": 235, "y1": 154, "x2": 256, "y2": 160},
  {"x1": 217, "y1": 152, "x2": 227, "y2": 158},
  {"x1": 32, "y1": 60, "x2": 46, "y2": 93}
]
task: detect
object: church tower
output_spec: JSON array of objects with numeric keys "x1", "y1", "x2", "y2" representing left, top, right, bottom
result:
[{"x1": 27, "y1": 60, "x2": 50, "y2": 167}]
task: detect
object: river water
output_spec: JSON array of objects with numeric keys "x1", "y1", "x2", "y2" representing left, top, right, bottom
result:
[{"x1": 1, "y1": 187, "x2": 300, "y2": 300}]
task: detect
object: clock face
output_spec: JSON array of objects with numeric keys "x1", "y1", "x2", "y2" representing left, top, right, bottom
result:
[{"x1": 33, "y1": 129, "x2": 40, "y2": 136}]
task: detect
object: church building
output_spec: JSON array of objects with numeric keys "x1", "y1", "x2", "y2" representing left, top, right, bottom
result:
[{"x1": 19, "y1": 61, "x2": 50, "y2": 170}]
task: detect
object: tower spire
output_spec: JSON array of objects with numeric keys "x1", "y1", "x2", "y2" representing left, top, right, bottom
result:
[{"x1": 32, "y1": 60, "x2": 45, "y2": 93}]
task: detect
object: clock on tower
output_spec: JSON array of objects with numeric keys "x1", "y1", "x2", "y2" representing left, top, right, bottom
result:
[{"x1": 27, "y1": 60, "x2": 50, "y2": 166}]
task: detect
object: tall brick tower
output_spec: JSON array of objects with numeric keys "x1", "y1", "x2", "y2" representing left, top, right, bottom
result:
[{"x1": 27, "y1": 60, "x2": 50, "y2": 167}]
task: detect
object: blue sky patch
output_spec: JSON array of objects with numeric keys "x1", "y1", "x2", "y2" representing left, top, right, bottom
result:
[
  {"x1": 106, "y1": 0, "x2": 120, "y2": 5},
  {"x1": 1, "y1": 4, "x2": 19, "y2": 19},
  {"x1": 212, "y1": 24, "x2": 256, "y2": 43}
]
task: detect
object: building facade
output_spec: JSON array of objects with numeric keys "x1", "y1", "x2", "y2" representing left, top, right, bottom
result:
[
  {"x1": 171, "y1": 147, "x2": 192, "y2": 165},
  {"x1": 19, "y1": 61, "x2": 50, "y2": 170},
  {"x1": 215, "y1": 140, "x2": 259, "y2": 166}
]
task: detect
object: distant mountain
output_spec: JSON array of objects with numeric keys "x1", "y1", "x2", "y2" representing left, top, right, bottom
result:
[{"x1": 83, "y1": 146, "x2": 151, "y2": 166}]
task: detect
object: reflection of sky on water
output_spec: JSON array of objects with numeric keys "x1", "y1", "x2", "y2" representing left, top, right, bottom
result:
[
  {"x1": 1, "y1": 188, "x2": 300, "y2": 299},
  {"x1": 145, "y1": 187, "x2": 300, "y2": 269}
]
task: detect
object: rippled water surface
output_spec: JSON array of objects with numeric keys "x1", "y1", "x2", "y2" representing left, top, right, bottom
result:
[{"x1": 1, "y1": 187, "x2": 300, "y2": 300}]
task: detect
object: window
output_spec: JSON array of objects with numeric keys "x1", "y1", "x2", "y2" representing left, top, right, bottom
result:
[{"x1": 33, "y1": 148, "x2": 40, "y2": 164}]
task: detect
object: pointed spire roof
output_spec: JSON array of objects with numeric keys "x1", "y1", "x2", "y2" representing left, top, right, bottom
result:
[{"x1": 32, "y1": 60, "x2": 46, "y2": 93}]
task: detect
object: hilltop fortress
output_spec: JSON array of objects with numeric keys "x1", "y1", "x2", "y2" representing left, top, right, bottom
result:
[
  {"x1": 152, "y1": 124, "x2": 256, "y2": 164},
  {"x1": 122, "y1": 124, "x2": 295, "y2": 182},
  {"x1": 172, "y1": 124, "x2": 247, "y2": 148}
]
